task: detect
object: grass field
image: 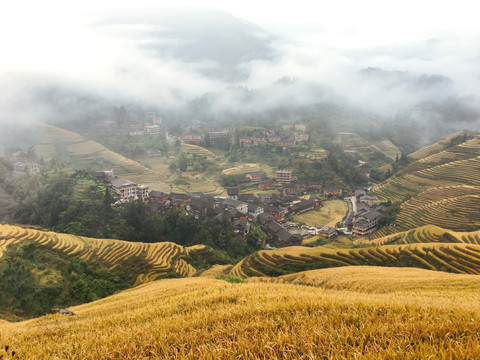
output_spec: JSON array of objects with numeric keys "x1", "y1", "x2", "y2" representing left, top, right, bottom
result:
[
  {"x1": 293, "y1": 200, "x2": 347, "y2": 227},
  {"x1": 2, "y1": 268, "x2": 480, "y2": 358}
]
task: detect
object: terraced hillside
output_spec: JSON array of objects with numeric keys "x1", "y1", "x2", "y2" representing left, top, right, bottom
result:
[
  {"x1": 371, "y1": 132, "x2": 480, "y2": 233},
  {"x1": 334, "y1": 132, "x2": 399, "y2": 167},
  {"x1": 408, "y1": 131, "x2": 468, "y2": 160},
  {"x1": 230, "y1": 225, "x2": 480, "y2": 277},
  {"x1": 34, "y1": 124, "x2": 173, "y2": 192},
  {"x1": 3, "y1": 269, "x2": 480, "y2": 358},
  {"x1": 0, "y1": 224, "x2": 203, "y2": 285},
  {"x1": 370, "y1": 224, "x2": 480, "y2": 246}
]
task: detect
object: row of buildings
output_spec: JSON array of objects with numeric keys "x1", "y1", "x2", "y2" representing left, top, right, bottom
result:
[
  {"x1": 178, "y1": 129, "x2": 310, "y2": 150},
  {"x1": 231, "y1": 170, "x2": 342, "y2": 198},
  {"x1": 92, "y1": 169, "x2": 327, "y2": 246},
  {"x1": 238, "y1": 130, "x2": 309, "y2": 149}
]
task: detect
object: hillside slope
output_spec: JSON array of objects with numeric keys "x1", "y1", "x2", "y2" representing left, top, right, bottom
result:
[
  {"x1": 2, "y1": 269, "x2": 480, "y2": 358},
  {"x1": 34, "y1": 124, "x2": 174, "y2": 192},
  {"x1": 0, "y1": 224, "x2": 209, "y2": 319},
  {"x1": 371, "y1": 132, "x2": 480, "y2": 234},
  {"x1": 0, "y1": 224, "x2": 202, "y2": 283},
  {"x1": 230, "y1": 225, "x2": 480, "y2": 278}
]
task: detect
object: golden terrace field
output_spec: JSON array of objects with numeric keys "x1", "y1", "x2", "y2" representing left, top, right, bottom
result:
[
  {"x1": 2, "y1": 269, "x2": 480, "y2": 359},
  {"x1": 371, "y1": 133, "x2": 480, "y2": 235},
  {"x1": 0, "y1": 225, "x2": 202, "y2": 284},
  {"x1": 231, "y1": 225, "x2": 480, "y2": 278}
]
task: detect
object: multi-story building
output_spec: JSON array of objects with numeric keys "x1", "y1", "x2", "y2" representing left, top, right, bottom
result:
[
  {"x1": 358, "y1": 195, "x2": 379, "y2": 207},
  {"x1": 13, "y1": 162, "x2": 40, "y2": 176},
  {"x1": 145, "y1": 124, "x2": 161, "y2": 135},
  {"x1": 137, "y1": 185, "x2": 150, "y2": 202},
  {"x1": 240, "y1": 137, "x2": 253, "y2": 147},
  {"x1": 352, "y1": 210, "x2": 382, "y2": 237},
  {"x1": 276, "y1": 169, "x2": 293, "y2": 184},
  {"x1": 110, "y1": 178, "x2": 139, "y2": 201},
  {"x1": 209, "y1": 130, "x2": 230, "y2": 146},
  {"x1": 129, "y1": 123, "x2": 145, "y2": 136},
  {"x1": 279, "y1": 136, "x2": 295, "y2": 149},
  {"x1": 294, "y1": 131, "x2": 310, "y2": 142},
  {"x1": 179, "y1": 134, "x2": 203, "y2": 145}
]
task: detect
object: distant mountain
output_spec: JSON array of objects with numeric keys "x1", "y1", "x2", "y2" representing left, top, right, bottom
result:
[{"x1": 99, "y1": 9, "x2": 278, "y2": 81}]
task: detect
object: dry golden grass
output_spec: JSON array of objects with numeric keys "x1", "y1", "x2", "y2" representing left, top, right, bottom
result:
[
  {"x1": 2, "y1": 270, "x2": 480, "y2": 359},
  {"x1": 198, "y1": 264, "x2": 233, "y2": 278},
  {"x1": 265, "y1": 266, "x2": 480, "y2": 295}
]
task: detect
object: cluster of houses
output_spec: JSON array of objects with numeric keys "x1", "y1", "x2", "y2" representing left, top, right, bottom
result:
[
  {"x1": 11, "y1": 151, "x2": 40, "y2": 176},
  {"x1": 233, "y1": 170, "x2": 343, "y2": 199},
  {"x1": 92, "y1": 169, "x2": 327, "y2": 246},
  {"x1": 238, "y1": 130, "x2": 309, "y2": 150},
  {"x1": 178, "y1": 126, "x2": 310, "y2": 150},
  {"x1": 159, "y1": 191, "x2": 323, "y2": 246},
  {"x1": 179, "y1": 129, "x2": 230, "y2": 147},
  {"x1": 104, "y1": 111, "x2": 163, "y2": 137},
  {"x1": 92, "y1": 170, "x2": 387, "y2": 244},
  {"x1": 347, "y1": 190, "x2": 386, "y2": 237},
  {"x1": 235, "y1": 170, "x2": 297, "y2": 191}
]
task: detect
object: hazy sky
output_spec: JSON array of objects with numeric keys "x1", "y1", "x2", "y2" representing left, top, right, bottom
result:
[{"x1": 1, "y1": 0, "x2": 479, "y2": 119}]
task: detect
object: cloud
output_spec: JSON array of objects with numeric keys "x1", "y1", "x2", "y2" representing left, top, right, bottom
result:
[{"x1": 0, "y1": 3, "x2": 479, "y2": 142}]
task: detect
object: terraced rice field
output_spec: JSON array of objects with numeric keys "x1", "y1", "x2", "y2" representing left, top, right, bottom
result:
[
  {"x1": 221, "y1": 163, "x2": 262, "y2": 176},
  {"x1": 230, "y1": 225, "x2": 480, "y2": 277},
  {"x1": 35, "y1": 124, "x2": 152, "y2": 173},
  {"x1": 408, "y1": 131, "x2": 468, "y2": 160},
  {"x1": 371, "y1": 139, "x2": 401, "y2": 160},
  {"x1": 392, "y1": 186, "x2": 480, "y2": 231},
  {"x1": 0, "y1": 224, "x2": 203, "y2": 284},
  {"x1": 372, "y1": 135, "x2": 480, "y2": 232},
  {"x1": 335, "y1": 132, "x2": 398, "y2": 166},
  {"x1": 180, "y1": 144, "x2": 214, "y2": 157},
  {"x1": 370, "y1": 224, "x2": 480, "y2": 246}
]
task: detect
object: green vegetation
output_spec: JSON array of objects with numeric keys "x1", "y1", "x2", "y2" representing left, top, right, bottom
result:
[
  {"x1": 0, "y1": 241, "x2": 139, "y2": 318},
  {"x1": 0, "y1": 170, "x2": 261, "y2": 261}
]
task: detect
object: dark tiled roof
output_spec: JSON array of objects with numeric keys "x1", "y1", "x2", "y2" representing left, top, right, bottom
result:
[
  {"x1": 110, "y1": 178, "x2": 136, "y2": 188},
  {"x1": 150, "y1": 190, "x2": 167, "y2": 198},
  {"x1": 227, "y1": 188, "x2": 239, "y2": 196}
]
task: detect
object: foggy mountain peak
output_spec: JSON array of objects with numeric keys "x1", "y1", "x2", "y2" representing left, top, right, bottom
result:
[{"x1": 98, "y1": 9, "x2": 278, "y2": 82}]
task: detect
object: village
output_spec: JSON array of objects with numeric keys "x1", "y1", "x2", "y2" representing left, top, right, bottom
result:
[
  {"x1": 91, "y1": 167, "x2": 386, "y2": 247},
  {"x1": 6, "y1": 110, "x2": 387, "y2": 247}
]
